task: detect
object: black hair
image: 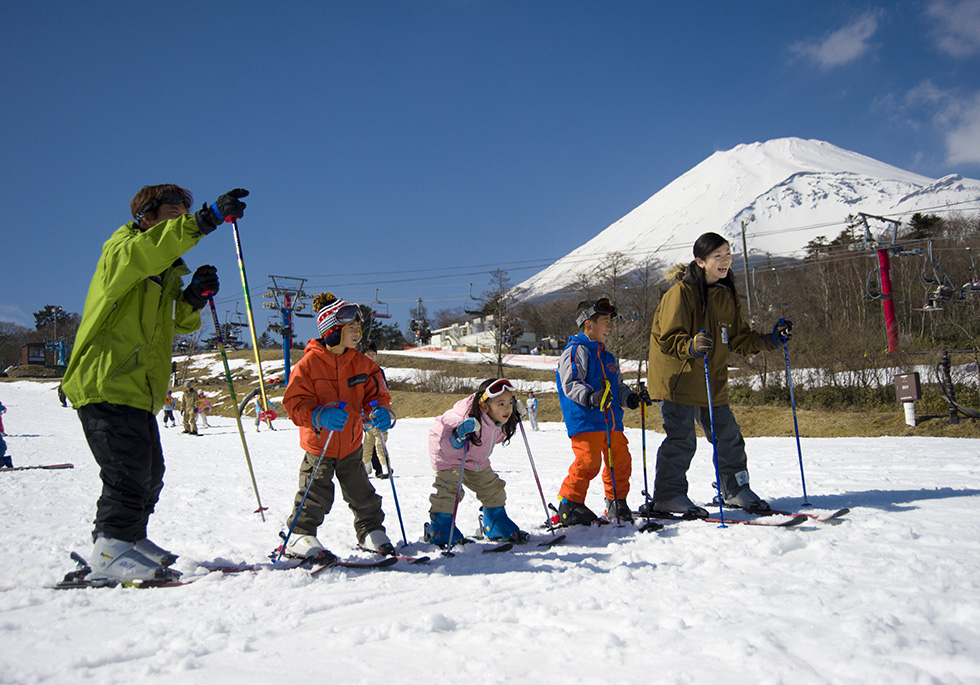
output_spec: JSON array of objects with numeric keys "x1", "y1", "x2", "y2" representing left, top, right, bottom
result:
[
  {"x1": 576, "y1": 300, "x2": 603, "y2": 331},
  {"x1": 366, "y1": 340, "x2": 378, "y2": 353},
  {"x1": 683, "y1": 232, "x2": 739, "y2": 315},
  {"x1": 465, "y1": 378, "x2": 519, "y2": 446}
]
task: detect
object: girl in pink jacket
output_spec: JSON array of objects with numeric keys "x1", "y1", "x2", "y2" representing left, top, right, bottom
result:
[{"x1": 424, "y1": 378, "x2": 528, "y2": 546}]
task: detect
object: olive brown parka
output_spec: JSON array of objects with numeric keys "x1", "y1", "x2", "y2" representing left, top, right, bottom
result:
[{"x1": 648, "y1": 264, "x2": 769, "y2": 407}]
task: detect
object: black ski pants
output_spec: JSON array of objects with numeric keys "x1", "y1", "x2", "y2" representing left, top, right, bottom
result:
[
  {"x1": 77, "y1": 402, "x2": 165, "y2": 543},
  {"x1": 653, "y1": 400, "x2": 750, "y2": 502}
]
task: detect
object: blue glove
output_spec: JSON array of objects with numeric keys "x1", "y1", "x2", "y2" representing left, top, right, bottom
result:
[
  {"x1": 450, "y1": 417, "x2": 478, "y2": 449},
  {"x1": 771, "y1": 318, "x2": 793, "y2": 347},
  {"x1": 370, "y1": 406, "x2": 395, "y2": 432},
  {"x1": 312, "y1": 404, "x2": 348, "y2": 432}
]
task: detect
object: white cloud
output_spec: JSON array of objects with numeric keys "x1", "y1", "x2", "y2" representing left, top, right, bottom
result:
[
  {"x1": 900, "y1": 80, "x2": 980, "y2": 166},
  {"x1": 943, "y1": 92, "x2": 980, "y2": 165},
  {"x1": 790, "y1": 11, "x2": 882, "y2": 69},
  {"x1": 927, "y1": 0, "x2": 980, "y2": 57}
]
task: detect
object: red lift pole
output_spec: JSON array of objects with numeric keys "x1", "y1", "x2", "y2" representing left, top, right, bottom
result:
[
  {"x1": 861, "y1": 213, "x2": 902, "y2": 354},
  {"x1": 877, "y1": 248, "x2": 898, "y2": 353}
]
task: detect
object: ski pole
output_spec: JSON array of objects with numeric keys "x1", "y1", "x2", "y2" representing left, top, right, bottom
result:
[
  {"x1": 601, "y1": 393, "x2": 622, "y2": 526},
  {"x1": 276, "y1": 402, "x2": 347, "y2": 562},
  {"x1": 516, "y1": 417, "x2": 556, "y2": 532},
  {"x1": 207, "y1": 295, "x2": 267, "y2": 521},
  {"x1": 230, "y1": 219, "x2": 274, "y2": 429},
  {"x1": 782, "y1": 343, "x2": 811, "y2": 506},
  {"x1": 444, "y1": 441, "x2": 468, "y2": 556},
  {"x1": 701, "y1": 350, "x2": 727, "y2": 528},
  {"x1": 370, "y1": 402, "x2": 407, "y2": 547},
  {"x1": 639, "y1": 381, "x2": 651, "y2": 504}
]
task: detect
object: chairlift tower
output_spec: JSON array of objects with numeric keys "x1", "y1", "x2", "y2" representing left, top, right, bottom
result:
[
  {"x1": 856, "y1": 213, "x2": 902, "y2": 354},
  {"x1": 262, "y1": 276, "x2": 310, "y2": 383}
]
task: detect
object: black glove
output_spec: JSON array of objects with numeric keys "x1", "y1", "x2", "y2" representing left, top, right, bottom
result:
[
  {"x1": 691, "y1": 330, "x2": 713, "y2": 356},
  {"x1": 624, "y1": 392, "x2": 640, "y2": 410},
  {"x1": 183, "y1": 265, "x2": 219, "y2": 309},
  {"x1": 194, "y1": 188, "x2": 249, "y2": 235},
  {"x1": 637, "y1": 385, "x2": 653, "y2": 406}
]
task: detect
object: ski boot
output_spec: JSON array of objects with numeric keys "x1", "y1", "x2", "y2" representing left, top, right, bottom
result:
[
  {"x1": 135, "y1": 537, "x2": 178, "y2": 567},
  {"x1": 604, "y1": 498, "x2": 634, "y2": 523},
  {"x1": 646, "y1": 494, "x2": 708, "y2": 518},
  {"x1": 283, "y1": 533, "x2": 333, "y2": 561},
  {"x1": 361, "y1": 529, "x2": 395, "y2": 556},
  {"x1": 722, "y1": 486, "x2": 771, "y2": 514},
  {"x1": 557, "y1": 498, "x2": 598, "y2": 527},
  {"x1": 424, "y1": 512, "x2": 465, "y2": 547},
  {"x1": 88, "y1": 533, "x2": 173, "y2": 583},
  {"x1": 480, "y1": 506, "x2": 530, "y2": 543}
]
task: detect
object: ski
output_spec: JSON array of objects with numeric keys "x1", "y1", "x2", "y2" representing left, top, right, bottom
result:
[
  {"x1": 310, "y1": 556, "x2": 398, "y2": 576},
  {"x1": 641, "y1": 511, "x2": 808, "y2": 527},
  {"x1": 769, "y1": 507, "x2": 850, "y2": 523},
  {"x1": 358, "y1": 544, "x2": 431, "y2": 565},
  {"x1": 1, "y1": 463, "x2": 74, "y2": 472}
]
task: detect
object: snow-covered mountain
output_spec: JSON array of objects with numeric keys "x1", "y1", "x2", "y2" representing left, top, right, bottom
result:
[{"x1": 516, "y1": 137, "x2": 980, "y2": 299}]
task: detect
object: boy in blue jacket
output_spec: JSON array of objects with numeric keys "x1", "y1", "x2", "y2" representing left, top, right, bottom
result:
[{"x1": 556, "y1": 298, "x2": 641, "y2": 525}]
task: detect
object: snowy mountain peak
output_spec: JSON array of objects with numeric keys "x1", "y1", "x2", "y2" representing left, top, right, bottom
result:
[{"x1": 516, "y1": 138, "x2": 980, "y2": 299}]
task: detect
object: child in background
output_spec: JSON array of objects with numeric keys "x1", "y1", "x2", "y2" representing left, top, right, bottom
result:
[
  {"x1": 198, "y1": 392, "x2": 211, "y2": 428},
  {"x1": 280, "y1": 293, "x2": 395, "y2": 561},
  {"x1": 425, "y1": 378, "x2": 528, "y2": 546},
  {"x1": 0, "y1": 399, "x2": 6, "y2": 435},
  {"x1": 361, "y1": 342, "x2": 388, "y2": 478},
  {"x1": 162, "y1": 392, "x2": 177, "y2": 428},
  {"x1": 526, "y1": 391, "x2": 540, "y2": 431},
  {"x1": 556, "y1": 298, "x2": 642, "y2": 526}
]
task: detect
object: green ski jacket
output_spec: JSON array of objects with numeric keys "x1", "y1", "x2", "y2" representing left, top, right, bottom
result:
[{"x1": 62, "y1": 215, "x2": 205, "y2": 414}]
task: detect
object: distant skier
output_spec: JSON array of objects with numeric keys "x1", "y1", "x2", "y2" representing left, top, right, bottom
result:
[
  {"x1": 361, "y1": 342, "x2": 388, "y2": 478},
  {"x1": 162, "y1": 391, "x2": 177, "y2": 428},
  {"x1": 424, "y1": 378, "x2": 528, "y2": 546},
  {"x1": 0, "y1": 434, "x2": 11, "y2": 468},
  {"x1": 643, "y1": 232, "x2": 793, "y2": 518},
  {"x1": 253, "y1": 397, "x2": 277, "y2": 432},
  {"x1": 61, "y1": 183, "x2": 247, "y2": 583},
  {"x1": 555, "y1": 298, "x2": 643, "y2": 526},
  {"x1": 198, "y1": 392, "x2": 211, "y2": 428},
  {"x1": 526, "y1": 391, "x2": 539, "y2": 431},
  {"x1": 279, "y1": 293, "x2": 395, "y2": 562},
  {"x1": 0, "y1": 398, "x2": 6, "y2": 435},
  {"x1": 181, "y1": 383, "x2": 200, "y2": 435}
]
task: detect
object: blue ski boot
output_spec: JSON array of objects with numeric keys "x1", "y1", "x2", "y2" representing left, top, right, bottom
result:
[
  {"x1": 480, "y1": 506, "x2": 530, "y2": 543},
  {"x1": 424, "y1": 512, "x2": 465, "y2": 547}
]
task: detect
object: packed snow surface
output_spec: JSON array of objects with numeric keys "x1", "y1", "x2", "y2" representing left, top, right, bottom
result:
[{"x1": 1, "y1": 380, "x2": 979, "y2": 683}]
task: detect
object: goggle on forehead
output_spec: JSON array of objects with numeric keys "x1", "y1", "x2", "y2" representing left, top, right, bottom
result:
[
  {"x1": 576, "y1": 298, "x2": 617, "y2": 328},
  {"x1": 480, "y1": 378, "x2": 515, "y2": 403}
]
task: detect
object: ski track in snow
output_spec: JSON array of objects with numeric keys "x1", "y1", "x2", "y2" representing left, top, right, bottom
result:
[{"x1": 1, "y1": 380, "x2": 979, "y2": 683}]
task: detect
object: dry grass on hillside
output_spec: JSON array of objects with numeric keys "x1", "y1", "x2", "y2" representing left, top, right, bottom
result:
[{"x1": 5, "y1": 348, "x2": 978, "y2": 438}]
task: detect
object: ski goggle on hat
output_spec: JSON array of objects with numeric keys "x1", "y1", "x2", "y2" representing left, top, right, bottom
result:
[
  {"x1": 576, "y1": 298, "x2": 618, "y2": 328},
  {"x1": 316, "y1": 301, "x2": 363, "y2": 339},
  {"x1": 480, "y1": 378, "x2": 515, "y2": 403}
]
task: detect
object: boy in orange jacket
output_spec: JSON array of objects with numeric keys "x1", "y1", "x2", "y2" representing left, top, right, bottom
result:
[{"x1": 281, "y1": 293, "x2": 396, "y2": 561}]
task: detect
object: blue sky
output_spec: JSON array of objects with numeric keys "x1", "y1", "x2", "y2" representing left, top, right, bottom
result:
[{"x1": 4, "y1": 1, "x2": 980, "y2": 343}]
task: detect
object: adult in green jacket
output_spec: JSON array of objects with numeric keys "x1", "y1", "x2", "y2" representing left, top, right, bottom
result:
[
  {"x1": 645, "y1": 232, "x2": 793, "y2": 519},
  {"x1": 62, "y1": 184, "x2": 248, "y2": 583}
]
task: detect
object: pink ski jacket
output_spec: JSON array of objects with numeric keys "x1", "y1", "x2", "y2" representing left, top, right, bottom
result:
[{"x1": 428, "y1": 395, "x2": 506, "y2": 472}]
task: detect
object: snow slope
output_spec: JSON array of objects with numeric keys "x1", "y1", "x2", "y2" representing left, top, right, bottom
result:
[
  {"x1": 516, "y1": 137, "x2": 980, "y2": 299},
  {"x1": 1, "y1": 380, "x2": 979, "y2": 683}
]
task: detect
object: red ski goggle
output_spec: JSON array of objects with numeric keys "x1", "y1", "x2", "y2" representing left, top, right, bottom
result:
[{"x1": 480, "y1": 378, "x2": 515, "y2": 403}]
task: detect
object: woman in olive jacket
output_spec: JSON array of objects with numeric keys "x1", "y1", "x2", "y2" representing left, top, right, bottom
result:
[{"x1": 646, "y1": 232, "x2": 792, "y2": 518}]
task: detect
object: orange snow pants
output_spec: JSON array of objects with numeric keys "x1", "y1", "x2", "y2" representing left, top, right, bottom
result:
[{"x1": 558, "y1": 430, "x2": 632, "y2": 504}]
